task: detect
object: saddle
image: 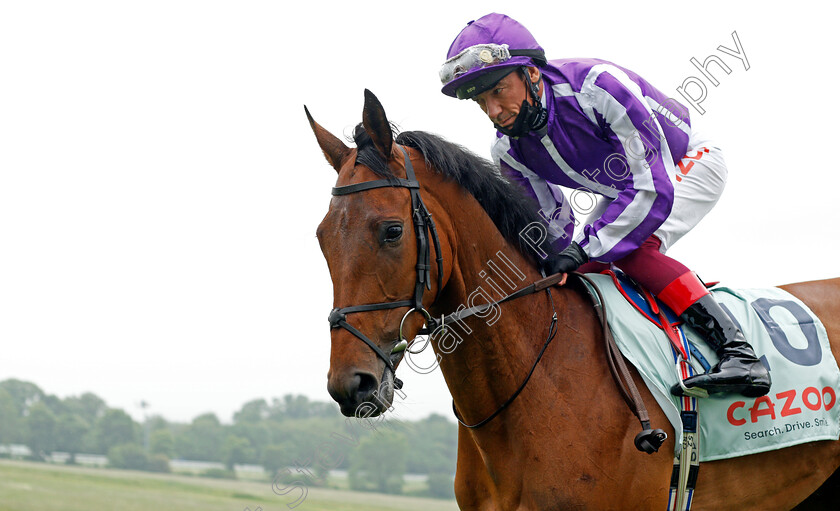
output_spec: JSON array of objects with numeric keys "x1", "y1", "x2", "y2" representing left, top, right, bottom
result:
[{"x1": 578, "y1": 269, "x2": 840, "y2": 461}]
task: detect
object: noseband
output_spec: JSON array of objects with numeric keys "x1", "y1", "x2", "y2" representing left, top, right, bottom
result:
[{"x1": 327, "y1": 146, "x2": 444, "y2": 374}]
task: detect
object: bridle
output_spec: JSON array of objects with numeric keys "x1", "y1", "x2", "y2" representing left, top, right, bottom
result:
[
  {"x1": 327, "y1": 146, "x2": 444, "y2": 377},
  {"x1": 324, "y1": 142, "x2": 664, "y2": 449},
  {"x1": 325, "y1": 144, "x2": 561, "y2": 428}
]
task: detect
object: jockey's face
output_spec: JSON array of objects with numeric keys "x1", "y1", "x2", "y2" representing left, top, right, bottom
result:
[{"x1": 472, "y1": 66, "x2": 542, "y2": 129}]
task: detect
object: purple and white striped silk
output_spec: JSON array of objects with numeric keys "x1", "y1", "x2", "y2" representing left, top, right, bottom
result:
[{"x1": 492, "y1": 58, "x2": 693, "y2": 263}]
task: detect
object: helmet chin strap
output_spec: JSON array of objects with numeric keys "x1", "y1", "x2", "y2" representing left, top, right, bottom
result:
[{"x1": 494, "y1": 66, "x2": 548, "y2": 138}]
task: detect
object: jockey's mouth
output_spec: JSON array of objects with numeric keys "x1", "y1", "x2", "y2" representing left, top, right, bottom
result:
[{"x1": 496, "y1": 113, "x2": 516, "y2": 127}]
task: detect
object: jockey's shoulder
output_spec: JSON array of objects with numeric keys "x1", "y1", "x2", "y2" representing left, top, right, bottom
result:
[
  {"x1": 541, "y1": 58, "x2": 639, "y2": 94},
  {"x1": 490, "y1": 134, "x2": 510, "y2": 160}
]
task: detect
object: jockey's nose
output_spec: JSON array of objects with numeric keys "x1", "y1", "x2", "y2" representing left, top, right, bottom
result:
[{"x1": 485, "y1": 98, "x2": 503, "y2": 122}]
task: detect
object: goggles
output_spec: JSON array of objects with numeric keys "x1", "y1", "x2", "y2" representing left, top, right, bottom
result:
[
  {"x1": 440, "y1": 43, "x2": 546, "y2": 85},
  {"x1": 440, "y1": 44, "x2": 513, "y2": 84}
]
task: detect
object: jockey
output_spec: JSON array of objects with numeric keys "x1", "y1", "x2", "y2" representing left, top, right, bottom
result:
[{"x1": 439, "y1": 13, "x2": 770, "y2": 398}]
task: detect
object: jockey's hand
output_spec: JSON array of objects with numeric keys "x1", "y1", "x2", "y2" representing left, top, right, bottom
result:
[{"x1": 542, "y1": 242, "x2": 589, "y2": 276}]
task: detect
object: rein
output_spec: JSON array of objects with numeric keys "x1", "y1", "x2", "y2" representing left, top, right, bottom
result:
[
  {"x1": 450, "y1": 272, "x2": 662, "y2": 447},
  {"x1": 451, "y1": 281, "x2": 559, "y2": 429}
]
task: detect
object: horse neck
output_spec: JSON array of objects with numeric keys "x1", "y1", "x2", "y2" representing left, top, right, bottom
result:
[{"x1": 420, "y1": 172, "x2": 581, "y2": 429}]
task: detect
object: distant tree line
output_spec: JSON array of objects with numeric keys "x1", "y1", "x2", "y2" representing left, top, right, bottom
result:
[{"x1": 0, "y1": 379, "x2": 457, "y2": 498}]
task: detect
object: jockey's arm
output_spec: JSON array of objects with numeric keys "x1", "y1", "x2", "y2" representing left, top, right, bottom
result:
[
  {"x1": 493, "y1": 144, "x2": 576, "y2": 254},
  {"x1": 573, "y1": 67, "x2": 676, "y2": 263}
]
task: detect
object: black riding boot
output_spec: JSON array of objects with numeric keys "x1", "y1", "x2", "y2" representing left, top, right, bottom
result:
[{"x1": 671, "y1": 294, "x2": 771, "y2": 397}]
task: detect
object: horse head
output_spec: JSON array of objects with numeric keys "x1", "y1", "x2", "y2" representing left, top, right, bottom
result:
[{"x1": 309, "y1": 90, "x2": 446, "y2": 418}]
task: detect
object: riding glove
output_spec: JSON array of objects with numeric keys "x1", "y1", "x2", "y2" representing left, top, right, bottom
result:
[{"x1": 543, "y1": 242, "x2": 589, "y2": 275}]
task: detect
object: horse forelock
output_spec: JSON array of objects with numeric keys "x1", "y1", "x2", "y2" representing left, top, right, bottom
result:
[{"x1": 352, "y1": 123, "x2": 396, "y2": 178}]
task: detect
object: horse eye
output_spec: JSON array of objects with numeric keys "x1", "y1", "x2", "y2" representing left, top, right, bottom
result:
[{"x1": 383, "y1": 224, "x2": 403, "y2": 243}]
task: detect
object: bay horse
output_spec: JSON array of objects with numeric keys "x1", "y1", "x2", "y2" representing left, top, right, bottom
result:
[{"x1": 310, "y1": 90, "x2": 840, "y2": 510}]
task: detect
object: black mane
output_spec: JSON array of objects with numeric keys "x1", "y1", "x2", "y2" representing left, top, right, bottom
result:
[{"x1": 352, "y1": 124, "x2": 548, "y2": 262}]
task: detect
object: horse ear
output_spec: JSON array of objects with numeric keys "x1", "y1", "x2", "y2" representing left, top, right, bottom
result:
[
  {"x1": 362, "y1": 89, "x2": 393, "y2": 159},
  {"x1": 304, "y1": 105, "x2": 352, "y2": 172}
]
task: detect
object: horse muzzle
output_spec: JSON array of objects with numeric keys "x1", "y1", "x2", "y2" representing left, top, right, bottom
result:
[{"x1": 327, "y1": 362, "x2": 402, "y2": 417}]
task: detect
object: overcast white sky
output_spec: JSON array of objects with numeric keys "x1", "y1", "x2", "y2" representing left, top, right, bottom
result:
[{"x1": 1, "y1": 1, "x2": 838, "y2": 425}]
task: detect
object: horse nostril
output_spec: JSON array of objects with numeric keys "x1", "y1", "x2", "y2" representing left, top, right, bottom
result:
[{"x1": 354, "y1": 372, "x2": 378, "y2": 403}]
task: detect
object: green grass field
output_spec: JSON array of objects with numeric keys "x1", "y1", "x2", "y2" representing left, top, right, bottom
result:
[{"x1": 0, "y1": 460, "x2": 459, "y2": 511}]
